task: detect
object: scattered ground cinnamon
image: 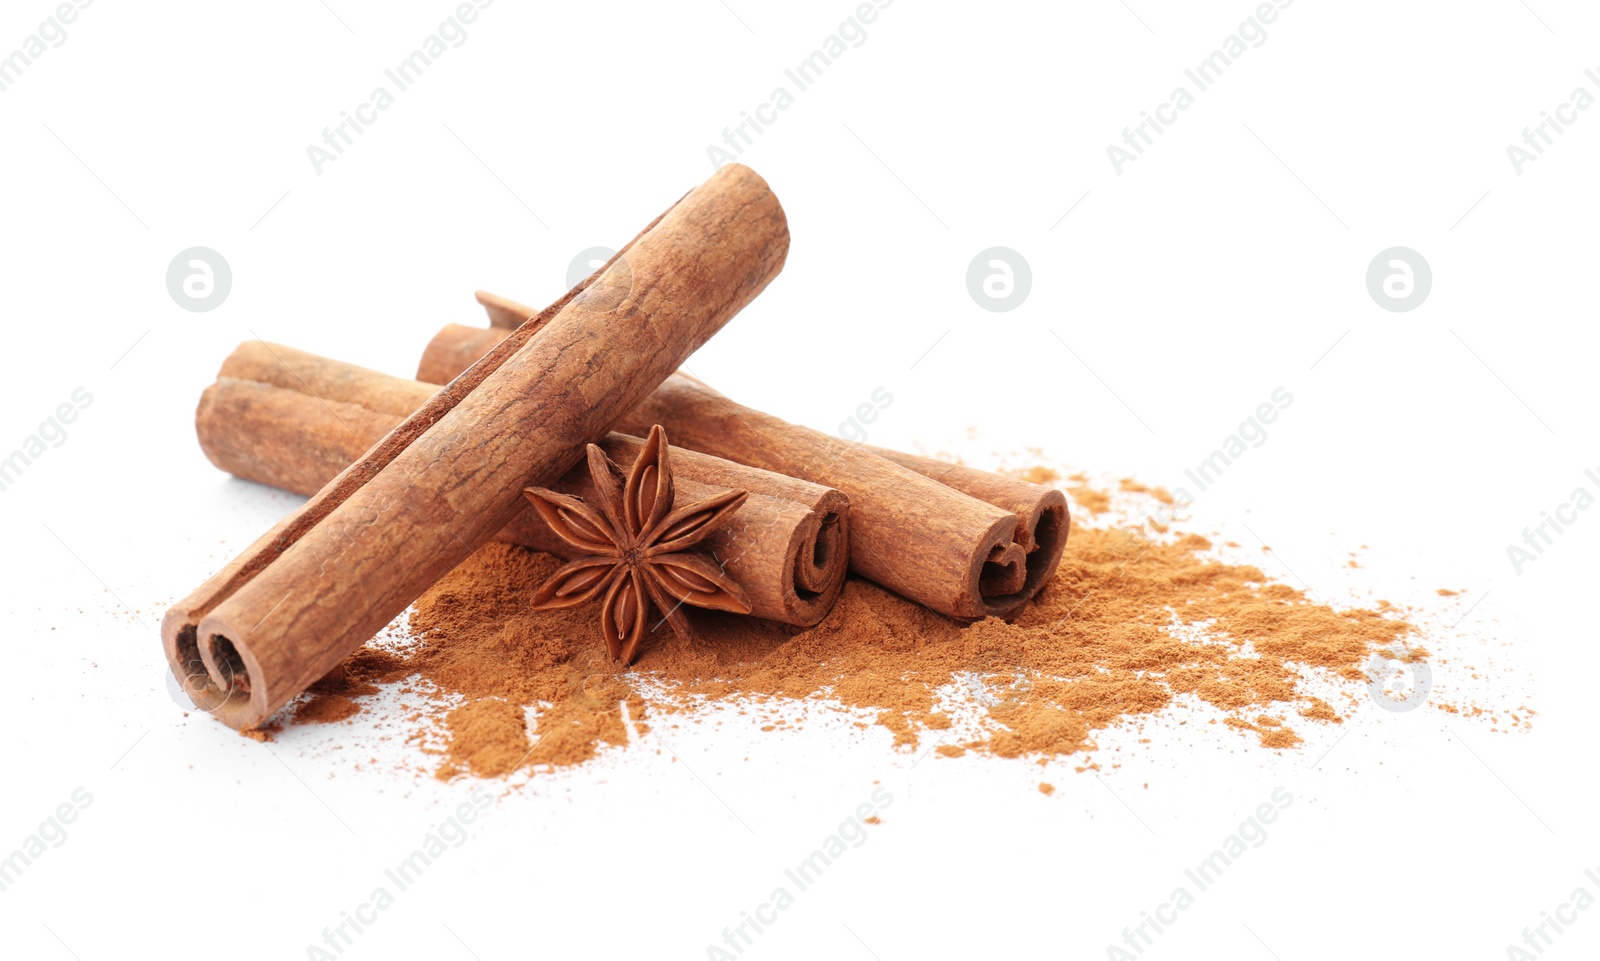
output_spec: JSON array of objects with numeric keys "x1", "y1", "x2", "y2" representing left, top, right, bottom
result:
[
  {"x1": 437, "y1": 699, "x2": 531, "y2": 779},
  {"x1": 1068, "y1": 486, "x2": 1111, "y2": 514},
  {"x1": 1009, "y1": 466, "x2": 1060, "y2": 486},
  {"x1": 292, "y1": 663, "x2": 380, "y2": 724},
  {"x1": 293, "y1": 695, "x2": 362, "y2": 725},
  {"x1": 1117, "y1": 478, "x2": 1175, "y2": 504},
  {"x1": 293, "y1": 473, "x2": 1473, "y2": 781},
  {"x1": 238, "y1": 721, "x2": 281, "y2": 742}
]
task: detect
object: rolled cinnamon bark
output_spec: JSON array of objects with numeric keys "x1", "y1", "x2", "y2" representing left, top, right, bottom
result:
[
  {"x1": 163, "y1": 163, "x2": 789, "y2": 730},
  {"x1": 197, "y1": 342, "x2": 848, "y2": 627},
  {"x1": 862, "y1": 446, "x2": 1068, "y2": 593},
  {"x1": 417, "y1": 318, "x2": 1070, "y2": 621}
]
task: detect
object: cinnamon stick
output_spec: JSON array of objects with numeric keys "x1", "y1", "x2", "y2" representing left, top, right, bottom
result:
[
  {"x1": 162, "y1": 163, "x2": 789, "y2": 730},
  {"x1": 861, "y1": 446, "x2": 1067, "y2": 595},
  {"x1": 196, "y1": 342, "x2": 848, "y2": 627},
  {"x1": 418, "y1": 316, "x2": 1070, "y2": 621}
]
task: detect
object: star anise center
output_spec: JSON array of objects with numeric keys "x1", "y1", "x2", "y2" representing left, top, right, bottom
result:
[{"x1": 523, "y1": 425, "x2": 752, "y2": 666}]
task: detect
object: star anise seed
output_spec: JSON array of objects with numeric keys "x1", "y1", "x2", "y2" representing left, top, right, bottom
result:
[{"x1": 523, "y1": 425, "x2": 751, "y2": 665}]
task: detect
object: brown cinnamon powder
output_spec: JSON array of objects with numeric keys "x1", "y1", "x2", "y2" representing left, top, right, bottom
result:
[
  {"x1": 292, "y1": 663, "x2": 380, "y2": 724},
  {"x1": 303, "y1": 475, "x2": 1448, "y2": 781}
]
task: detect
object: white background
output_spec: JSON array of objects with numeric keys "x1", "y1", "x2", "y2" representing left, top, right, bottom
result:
[{"x1": 2, "y1": 1, "x2": 1597, "y2": 958}]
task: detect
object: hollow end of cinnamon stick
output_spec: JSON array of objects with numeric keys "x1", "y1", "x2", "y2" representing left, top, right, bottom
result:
[
  {"x1": 161, "y1": 609, "x2": 265, "y2": 729},
  {"x1": 973, "y1": 491, "x2": 1069, "y2": 618},
  {"x1": 772, "y1": 486, "x2": 850, "y2": 624},
  {"x1": 794, "y1": 499, "x2": 845, "y2": 596},
  {"x1": 868, "y1": 447, "x2": 1072, "y2": 619}
]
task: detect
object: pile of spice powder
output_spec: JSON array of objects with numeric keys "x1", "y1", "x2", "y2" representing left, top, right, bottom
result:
[{"x1": 295, "y1": 473, "x2": 1459, "y2": 780}]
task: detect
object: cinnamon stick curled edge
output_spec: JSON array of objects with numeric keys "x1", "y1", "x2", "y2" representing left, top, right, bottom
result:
[
  {"x1": 195, "y1": 342, "x2": 849, "y2": 628},
  {"x1": 419, "y1": 310, "x2": 1070, "y2": 622},
  {"x1": 162, "y1": 163, "x2": 789, "y2": 730}
]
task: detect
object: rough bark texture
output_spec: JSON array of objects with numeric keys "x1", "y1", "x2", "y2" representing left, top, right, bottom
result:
[
  {"x1": 162, "y1": 163, "x2": 789, "y2": 730},
  {"x1": 196, "y1": 342, "x2": 847, "y2": 627},
  {"x1": 417, "y1": 319, "x2": 1070, "y2": 621}
]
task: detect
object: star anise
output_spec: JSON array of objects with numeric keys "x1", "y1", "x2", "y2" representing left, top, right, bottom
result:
[{"x1": 522, "y1": 425, "x2": 751, "y2": 665}]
